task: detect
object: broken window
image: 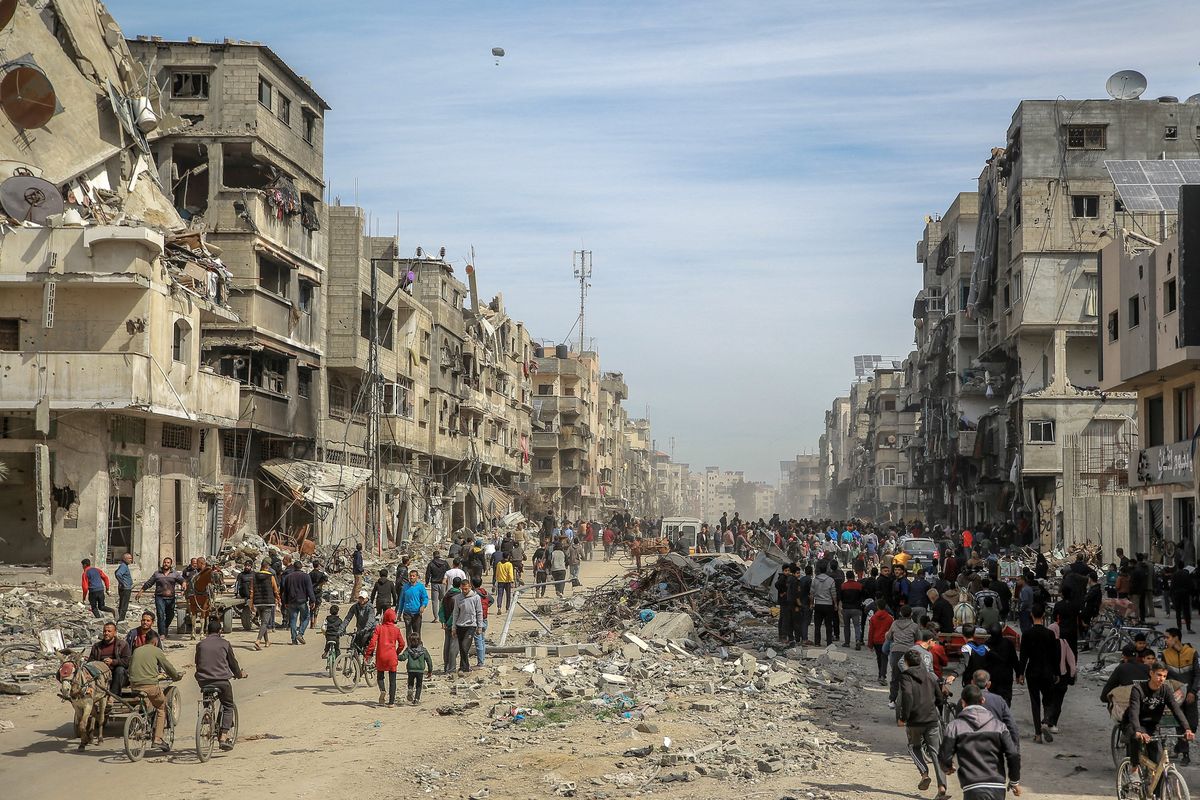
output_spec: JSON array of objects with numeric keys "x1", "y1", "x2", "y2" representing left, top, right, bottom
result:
[
  {"x1": 383, "y1": 378, "x2": 414, "y2": 418},
  {"x1": 220, "y1": 431, "x2": 249, "y2": 459},
  {"x1": 278, "y1": 95, "x2": 291, "y2": 127},
  {"x1": 1028, "y1": 419, "x2": 1056, "y2": 444},
  {"x1": 1128, "y1": 294, "x2": 1140, "y2": 328},
  {"x1": 170, "y1": 143, "x2": 209, "y2": 218},
  {"x1": 0, "y1": 318, "x2": 18, "y2": 350},
  {"x1": 1071, "y1": 195, "x2": 1099, "y2": 218},
  {"x1": 111, "y1": 416, "x2": 147, "y2": 446},
  {"x1": 1165, "y1": 278, "x2": 1178, "y2": 314},
  {"x1": 161, "y1": 423, "x2": 192, "y2": 450},
  {"x1": 298, "y1": 280, "x2": 315, "y2": 313},
  {"x1": 1108, "y1": 310, "x2": 1119, "y2": 342},
  {"x1": 360, "y1": 293, "x2": 395, "y2": 349},
  {"x1": 172, "y1": 319, "x2": 190, "y2": 362},
  {"x1": 171, "y1": 72, "x2": 209, "y2": 99},
  {"x1": 222, "y1": 142, "x2": 274, "y2": 191},
  {"x1": 302, "y1": 108, "x2": 317, "y2": 145},
  {"x1": 298, "y1": 367, "x2": 312, "y2": 398},
  {"x1": 1066, "y1": 125, "x2": 1105, "y2": 150},
  {"x1": 255, "y1": 353, "x2": 288, "y2": 394},
  {"x1": 329, "y1": 380, "x2": 350, "y2": 418},
  {"x1": 258, "y1": 76, "x2": 273, "y2": 110},
  {"x1": 258, "y1": 254, "x2": 291, "y2": 299}
]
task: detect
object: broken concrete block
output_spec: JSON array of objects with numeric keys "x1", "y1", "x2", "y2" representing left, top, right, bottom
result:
[
  {"x1": 690, "y1": 699, "x2": 719, "y2": 712},
  {"x1": 635, "y1": 722, "x2": 659, "y2": 734},
  {"x1": 756, "y1": 758, "x2": 783, "y2": 773},
  {"x1": 579, "y1": 643, "x2": 603, "y2": 656},
  {"x1": 639, "y1": 611, "x2": 694, "y2": 641},
  {"x1": 764, "y1": 671, "x2": 793, "y2": 688},
  {"x1": 739, "y1": 654, "x2": 758, "y2": 676},
  {"x1": 599, "y1": 673, "x2": 628, "y2": 685},
  {"x1": 623, "y1": 631, "x2": 651, "y2": 651},
  {"x1": 555, "y1": 644, "x2": 580, "y2": 657}
]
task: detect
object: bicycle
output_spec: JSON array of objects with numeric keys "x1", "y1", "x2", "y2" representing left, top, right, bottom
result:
[
  {"x1": 332, "y1": 632, "x2": 371, "y2": 693},
  {"x1": 195, "y1": 685, "x2": 239, "y2": 762},
  {"x1": 1096, "y1": 617, "x2": 1166, "y2": 667},
  {"x1": 122, "y1": 685, "x2": 178, "y2": 762},
  {"x1": 1116, "y1": 731, "x2": 1190, "y2": 800},
  {"x1": 1111, "y1": 722, "x2": 1128, "y2": 769}
]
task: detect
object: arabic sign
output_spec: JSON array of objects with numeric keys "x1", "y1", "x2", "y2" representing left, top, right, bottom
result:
[{"x1": 1132, "y1": 442, "x2": 1195, "y2": 487}]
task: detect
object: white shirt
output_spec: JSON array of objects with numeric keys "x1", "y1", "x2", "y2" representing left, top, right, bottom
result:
[{"x1": 443, "y1": 567, "x2": 468, "y2": 588}]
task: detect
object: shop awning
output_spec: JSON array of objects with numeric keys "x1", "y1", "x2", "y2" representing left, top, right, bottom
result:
[{"x1": 261, "y1": 458, "x2": 372, "y2": 507}]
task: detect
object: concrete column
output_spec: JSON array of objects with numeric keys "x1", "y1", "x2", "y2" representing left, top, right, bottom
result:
[{"x1": 1051, "y1": 328, "x2": 1068, "y2": 393}]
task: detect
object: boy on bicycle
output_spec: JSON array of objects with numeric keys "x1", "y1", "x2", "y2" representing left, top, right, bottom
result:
[
  {"x1": 322, "y1": 603, "x2": 342, "y2": 660},
  {"x1": 1123, "y1": 661, "x2": 1195, "y2": 783}
]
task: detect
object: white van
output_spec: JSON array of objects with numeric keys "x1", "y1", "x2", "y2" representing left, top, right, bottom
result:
[{"x1": 661, "y1": 517, "x2": 703, "y2": 552}]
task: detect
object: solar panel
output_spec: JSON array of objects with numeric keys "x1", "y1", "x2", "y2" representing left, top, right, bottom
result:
[{"x1": 1105, "y1": 160, "x2": 1200, "y2": 213}]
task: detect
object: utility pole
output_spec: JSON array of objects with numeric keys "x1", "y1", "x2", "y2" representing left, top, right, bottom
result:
[
  {"x1": 573, "y1": 250, "x2": 591, "y2": 352},
  {"x1": 368, "y1": 255, "x2": 382, "y2": 555}
]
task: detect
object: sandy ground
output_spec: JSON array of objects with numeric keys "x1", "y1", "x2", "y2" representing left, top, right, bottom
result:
[{"x1": 1, "y1": 556, "x2": 1196, "y2": 800}]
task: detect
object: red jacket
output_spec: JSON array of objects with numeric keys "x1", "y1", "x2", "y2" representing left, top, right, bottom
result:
[
  {"x1": 365, "y1": 608, "x2": 405, "y2": 672},
  {"x1": 867, "y1": 609, "x2": 894, "y2": 646},
  {"x1": 82, "y1": 565, "x2": 110, "y2": 594}
]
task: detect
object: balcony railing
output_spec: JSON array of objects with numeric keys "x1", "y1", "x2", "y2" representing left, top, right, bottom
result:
[{"x1": 0, "y1": 351, "x2": 239, "y2": 423}]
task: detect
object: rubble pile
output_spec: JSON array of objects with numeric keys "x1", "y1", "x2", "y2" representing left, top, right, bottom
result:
[{"x1": 0, "y1": 586, "x2": 104, "y2": 694}]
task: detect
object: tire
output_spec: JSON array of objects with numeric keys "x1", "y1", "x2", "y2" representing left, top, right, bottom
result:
[
  {"x1": 1110, "y1": 725, "x2": 1126, "y2": 769},
  {"x1": 1115, "y1": 759, "x2": 1135, "y2": 800},
  {"x1": 123, "y1": 714, "x2": 149, "y2": 762},
  {"x1": 165, "y1": 685, "x2": 180, "y2": 724},
  {"x1": 227, "y1": 704, "x2": 239, "y2": 749},
  {"x1": 222, "y1": 608, "x2": 234, "y2": 634},
  {"x1": 332, "y1": 653, "x2": 360, "y2": 694},
  {"x1": 195, "y1": 706, "x2": 216, "y2": 763},
  {"x1": 1162, "y1": 767, "x2": 1190, "y2": 800},
  {"x1": 240, "y1": 607, "x2": 253, "y2": 632}
]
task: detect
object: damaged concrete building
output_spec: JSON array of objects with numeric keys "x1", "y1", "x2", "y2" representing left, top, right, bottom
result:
[
  {"x1": 902, "y1": 97, "x2": 1200, "y2": 549},
  {"x1": 0, "y1": 2, "x2": 241, "y2": 578},
  {"x1": 125, "y1": 35, "x2": 331, "y2": 549}
]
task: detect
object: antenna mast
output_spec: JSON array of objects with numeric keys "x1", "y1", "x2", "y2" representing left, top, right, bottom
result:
[{"x1": 573, "y1": 250, "x2": 592, "y2": 352}]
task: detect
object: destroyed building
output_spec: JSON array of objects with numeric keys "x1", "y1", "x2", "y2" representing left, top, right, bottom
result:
[
  {"x1": 0, "y1": 2, "x2": 240, "y2": 579},
  {"x1": 125, "y1": 35, "x2": 331, "y2": 548}
]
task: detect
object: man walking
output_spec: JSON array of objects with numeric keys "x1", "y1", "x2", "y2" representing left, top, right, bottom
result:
[
  {"x1": 281, "y1": 559, "x2": 315, "y2": 644},
  {"x1": 399, "y1": 569, "x2": 429, "y2": 641},
  {"x1": 351, "y1": 543, "x2": 365, "y2": 599},
  {"x1": 839, "y1": 568, "x2": 865, "y2": 649},
  {"x1": 897, "y1": 648, "x2": 948, "y2": 799},
  {"x1": 886, "y1": 605, "x2": 922, "y2": 707},
  {"x1": 249, "y1": 558, "x2": 281, "y2": 650},
  {"x1": 115, "y1": 553, "x2": 134, "y2": 621},
  {"x1": 136, "y1": 557, "x2": 184, "y2": 638},
  {"x1": 425, "y1": 550, "x2": 450, "y2": 621},
  {"x1": 1017, "y1": 603, "x2": 1059, "y2": 743},
  {"x1": 452, "y1": 579, "x2": 484, "y2": 674},
  {"x1": 811, "y1": 564, "x2": 838, "y2": 647},
  {"x1": 80, "y1": 558, "x2": 115, "y2": 618},
  {"x1": 939, "y1": 683, "x2": 1022, "y2": 800}
]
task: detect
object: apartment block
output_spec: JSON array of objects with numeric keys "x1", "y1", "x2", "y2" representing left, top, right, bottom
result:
[
  {"x1": 1098, "y1": 186, "x2": 1200, "y2": 565},
  {"x1": 532, "y1": 347, "x2": 602, "y2": 519},
  {"x1": 779, "y1": 455, "x2": 822, "y2": 518},
  {"x1": 0, "y1": 4, "x2": 241, "y2": 578},
  {"x1": 127, "y1": 36, "x2": 331, "y2": 546}
]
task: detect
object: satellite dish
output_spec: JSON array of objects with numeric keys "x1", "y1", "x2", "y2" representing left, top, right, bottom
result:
[
  {"x1": 1186, "y1": 93, "x2": 1200, "y2": 105},
  {"x1": 1106, "y1": 69, "x2": 1147, "y2": 100},
  {"x1": 0, "y1": 175, "x2": 64, "y2": 224},
  {"x1": 0, "y1": 0, "x2": 17, "y2": 31},
  {"x1": 492, "y1": 47, "x2": 505, "y2": 65},
  {"x1": 0, "y1": 66, "x2": 57, "y2": 128}
]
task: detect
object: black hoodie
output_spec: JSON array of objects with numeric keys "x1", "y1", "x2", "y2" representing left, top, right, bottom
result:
[
  {"x1": 939, "y1": 703, "x2": 1021, "y2": 793},
  {"x1": 425, "y1": 557, "x2": 450, "y2": 586},
  {"x1": 896, "y1": 663, "x2": 942, "y2": 726}
]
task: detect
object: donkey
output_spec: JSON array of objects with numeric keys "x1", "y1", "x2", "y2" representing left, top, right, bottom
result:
[{"x1": 58, "y1": 652, "x2": 112, "y2": 750}]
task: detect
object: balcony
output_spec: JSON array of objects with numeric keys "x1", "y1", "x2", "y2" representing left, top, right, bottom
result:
[
  {"x1": 381, "y1": 413, "x2": 427, "y2": 453},
  {"x1": 957, "y1": 430, "x2": 978, "y2": 456},
  {"x1": 230, "y1": 289, "x2": 319, "y2": 349},
  {"x1": 536, "y1": 356, "x2": 589, "y2": 381},
  {"x1": 0, "y1": 351, "x2": 239, "y2": 424},
  {"x1": 531, "y1": 431, "x2": 558, "y2": 450},
  {"x1": 0, "y1": 226, "x2": 162, "y2": 283},
  {"x1": 222, "y1": 190, "x2": 325, "y2": 265},
  {"x1": 433, "y1": 434, "x2": 468, "y2": 461}
]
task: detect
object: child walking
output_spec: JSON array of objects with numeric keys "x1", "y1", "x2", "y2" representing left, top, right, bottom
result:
[{"x1": 403, "y1": 633, "x2": 434, "y2": 705}]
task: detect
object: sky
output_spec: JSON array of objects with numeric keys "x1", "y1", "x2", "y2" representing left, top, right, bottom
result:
[{"x1": 110, "y1": 0, "x2": 1200, "y2": 482}]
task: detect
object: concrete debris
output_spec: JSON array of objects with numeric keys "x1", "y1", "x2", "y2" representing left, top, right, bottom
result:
[{"x1": 0, "y1": 719, "x2": 14, "y2": 731}]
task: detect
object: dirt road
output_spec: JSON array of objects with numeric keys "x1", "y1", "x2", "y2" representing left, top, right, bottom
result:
[{"x1": 2, "y1": 555, "x2": 1196, "y2": 800}]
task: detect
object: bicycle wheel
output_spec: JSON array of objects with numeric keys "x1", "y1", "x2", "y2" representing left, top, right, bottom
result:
[
  {"x1": 1115, "y1": 759, "x2": 1136, "y2": 800},
  {"x1": 1162, "y1": 767, "x2": 1190, "y2": 800},
  {"x1": 1097, "y1": 633, "x2": 1122, "y2": 665},
  {"x1": 332, "y1": 653, "x2": 360, "y2": 693},
  {"x1": 1147, "y1": 632, "x2": 1166, "y2": 652},
  {"x1": 123, "y1": 714, "x2": 149, "y2": 762},
  {"x1": 195, "y1": 705, "x2": 217, "y2": 763},
  {"x1": 226, "y1": 704, "x2": 239, "y2": 749},
  {"x1": 1110, "y1": 725, "x2": 1126, "y2": 769}
]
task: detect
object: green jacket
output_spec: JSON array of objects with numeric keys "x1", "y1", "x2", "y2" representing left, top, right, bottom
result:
[
  {"x1": 438, "y1": 587, "x2": 461, "y2": 626},
  {"x1": 128, "y1": 641, "x2": 183, "y2": 686},
  {"x1": 402, "y1": 645, "x2": 434, "y2": 673}
]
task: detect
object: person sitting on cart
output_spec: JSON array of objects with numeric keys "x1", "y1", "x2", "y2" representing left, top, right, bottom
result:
[
  {"x1": 1123, "y1": 661, "x2": 1195, "y2": 782},
  {"x1": 127, "y1": 629, "x2": 182, "y2": 750},
  {"x1": 125, "y1": 611, "x2": 161, "y2": 652},
  {"x1": 195, "y1": 617, "x2": 245, "y2": 750},
  {"x1": 88, "y1": 621, "x2": 131, "y2": 694}
]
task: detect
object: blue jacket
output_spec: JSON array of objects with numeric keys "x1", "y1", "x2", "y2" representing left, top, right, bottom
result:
[
  {"x1": 115, "y1": 562, "x2": 133, "y2": 590},
  {"x1": 399, "y1": 581, "x2": 429, "y2": 615}
]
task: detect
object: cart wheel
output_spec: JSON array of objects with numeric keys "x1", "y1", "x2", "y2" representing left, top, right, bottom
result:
[
  {"x1": 222, "y1": 608, "x2": 234, "y2": 634},
  {"x1": 240, "y1": 607, "x2": 253, "y2": 632},
  {"x1": 123, "y1": 714, "x2": 149, "y2": 762}
]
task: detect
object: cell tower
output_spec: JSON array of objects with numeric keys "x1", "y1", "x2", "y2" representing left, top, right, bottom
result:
[{"x1": 573, "y1": 250, "x2": 592, "y2": 352}]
